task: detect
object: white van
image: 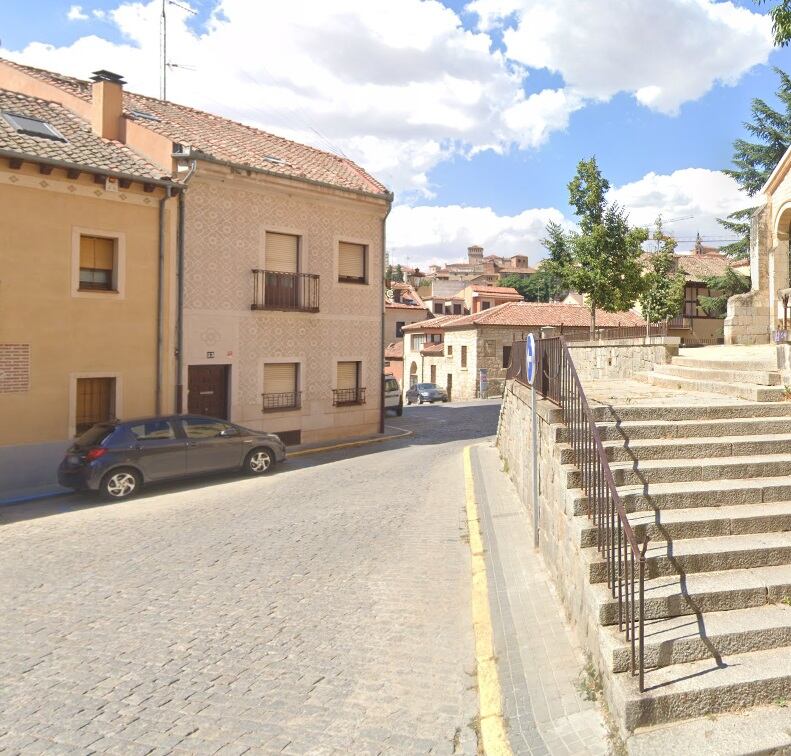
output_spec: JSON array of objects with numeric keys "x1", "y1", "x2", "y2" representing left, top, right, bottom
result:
[{"x1": 384, "y1": 375, "x2": 403, "y2": 416}]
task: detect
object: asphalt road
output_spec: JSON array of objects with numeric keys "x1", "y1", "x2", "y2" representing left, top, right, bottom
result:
[{"x1": 0, "y1": 399, "x2": 501, "y2": 755}]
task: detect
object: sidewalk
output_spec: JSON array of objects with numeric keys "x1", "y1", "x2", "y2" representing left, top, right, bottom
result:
[{"x1": 470, "y1": 442, "x2": 609, "y2": 756}]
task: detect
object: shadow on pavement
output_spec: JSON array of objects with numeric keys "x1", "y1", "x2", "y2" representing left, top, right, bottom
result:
[{"x1": 0, "y1": 400, "x2": 501, "y2": 527}]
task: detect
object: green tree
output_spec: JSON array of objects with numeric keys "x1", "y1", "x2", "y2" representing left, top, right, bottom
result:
[
  {"x1": 699, "y1": 268, "x2": 752, "y2": 318},
  {"x1": 501, "y1": 268, "x2": 567, "y2": 302},
  {"x1": 394, "y1": 263, "x2": 404, "y2": 282},
  {"x1": 385, "y1": 264, "x2": 395, "y2": 283},
  {"x1": 638, "y1": 217, "x2": 686, "y2": 324},
  {"x1": 719, "y1": 67, "x2": 791, "y2": 258},
  {"x1": 756, "y1": 1, "x2": 791, "y2": 46},
  {"x1": 545, "y1": 157, "x2": 648, "y2": 333}
]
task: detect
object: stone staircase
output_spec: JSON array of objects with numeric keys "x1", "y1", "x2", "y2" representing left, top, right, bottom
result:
[
  {"x1": 556, "y1": 402, "x2": 791, "y2": 747},
  {"x1": 639, "y1": 350, "x2": 788, "y2": 402}
]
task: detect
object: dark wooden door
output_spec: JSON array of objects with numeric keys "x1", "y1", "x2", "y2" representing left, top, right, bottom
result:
[{"x1": 188, "y1": 365, "x2": 229, "y2": 419}]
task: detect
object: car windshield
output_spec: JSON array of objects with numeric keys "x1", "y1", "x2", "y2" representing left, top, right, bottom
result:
[
  {"x1": 75, "y1": 423, "x2": 115, "y2": 447},
  {"x1": 416, "y1": 384, "x2": 438, "y2": 390},
  {"x1": 385, "y1": 379, "x2": 399, "y2": 391}
]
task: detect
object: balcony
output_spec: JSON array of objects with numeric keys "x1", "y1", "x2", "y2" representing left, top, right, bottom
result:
[
  {"x1": 332, "y1": 387, "x2": 366, "y2": 406},
  {"x1": 669, "y1": 315, "x2": 692, "y2": 329},
  {"x1": 251, "y1": 270, "x2": 320, "y2": 312},
  {"x1": 261, "y1": 391, "x2": 301, "y2": 413}
]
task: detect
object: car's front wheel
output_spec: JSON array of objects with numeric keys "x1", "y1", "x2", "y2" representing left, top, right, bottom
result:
[
  {"x1": 245, "y1": 447, "x2": 274, "y2": 475},
  {"x1": 100, "y1": 468, "x2": 141, "y2": 500}
]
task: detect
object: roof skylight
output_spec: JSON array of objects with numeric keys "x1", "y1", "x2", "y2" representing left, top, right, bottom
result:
[{"x1": 2, "y1": 112, "x2": 67, "y2": 142}]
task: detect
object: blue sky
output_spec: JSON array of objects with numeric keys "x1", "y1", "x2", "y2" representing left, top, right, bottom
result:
[{"x1": 2, "y1": 0, "x2": 790, "y2": 264}]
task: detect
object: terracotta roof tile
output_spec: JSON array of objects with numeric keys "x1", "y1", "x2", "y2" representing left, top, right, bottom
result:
[
  {"x1": 442, "y1": 302, "x2": 644, "y2": 329},
  {"x1": 420, "y1": 342, "x2": 445, "y2": 355},
  {"x1": 385, "y1": 341, "x2": 404, "y2": 359},
  {"x1": 0, "y1": 88, "x2": 169, "y2": 180},
  {"x1": 472, "y1": 285, "x2": 523, "y2": 296},
  {"x1": 401, "y1": 314, "x2": 461, "y2": 332},
  {"x1": 2, "y1": 59, "x2": 389, "y2": 197}
]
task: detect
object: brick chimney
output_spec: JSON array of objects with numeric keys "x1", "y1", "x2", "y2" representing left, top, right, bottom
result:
[{"x1": 90, "y1": 70, "x2": 125, "y2": 141}]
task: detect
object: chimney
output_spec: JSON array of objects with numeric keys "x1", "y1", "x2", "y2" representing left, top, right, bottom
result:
[{"x1": 90, "y1": 70, "x2": 125, "y2": 141}]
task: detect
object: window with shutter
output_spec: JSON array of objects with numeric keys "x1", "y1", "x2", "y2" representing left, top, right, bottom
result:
[
  {"x1": 262, "y1": 362, "x2": 300, "y2": 411},
  {"x1": 338, "y1": 242, "x2": 366, "y2": 283},
  {"x1": 334, "y1": 361, "x2": 364, "y2": 405},
  {"x1": 76, "y1": 377, "x2": 116, "y2": 434},
  {"x1": 336, "y1": 361, "x2": 359, "y2": 390},
  {"x1": 79, "y1": 236, "x2": 116, "y2": 291},
  {"x1": 265, "y1": 232, "x2": 299, "y2": 273}
]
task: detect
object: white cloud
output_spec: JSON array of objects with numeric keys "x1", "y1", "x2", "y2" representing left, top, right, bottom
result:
[
  {"x1": 609, "y1": 168, "x2": 750, "y2": 250},
  {"x1": 469, "y1": 0, "x2": 773, "y2": 114},
  {"x1": 67, "y1": 5, "x2": 89, "y2": 21},
  {"x1": 388, "y1": 204, "x2": 569, "y2": 268}
]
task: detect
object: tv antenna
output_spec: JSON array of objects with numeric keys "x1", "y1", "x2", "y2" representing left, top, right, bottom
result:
[{"x1": 160, "y1": 0, "x2": 197, "y2": 100}]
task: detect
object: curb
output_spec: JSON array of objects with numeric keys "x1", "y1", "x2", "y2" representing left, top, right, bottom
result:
[
  {"x1": 288, "y1": 425, "x2": 413, "y2": 458},
  {"x1": 463, "y1": 444, "x2": 512, "y2": 756}
]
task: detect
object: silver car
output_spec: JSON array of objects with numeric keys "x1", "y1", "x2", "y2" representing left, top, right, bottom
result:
[{"x1": 405, "y1": 382, "x2": 449, "y2": 404}]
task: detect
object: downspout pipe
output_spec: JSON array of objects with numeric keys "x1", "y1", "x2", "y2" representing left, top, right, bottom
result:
[
  {"x1": 155, "y1": 187, "x2": 172, "y2": 415},
  {"x1": 380, "y1": 198, "x2": 393, "y2": 434},
  {"x1": 175, "y1": 160, "x2": 198, "y2": 413}
]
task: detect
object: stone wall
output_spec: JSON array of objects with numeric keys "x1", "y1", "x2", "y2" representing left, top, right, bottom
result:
[{"x1": 565, "y1": 338, "x2": 679, "y2": 381}]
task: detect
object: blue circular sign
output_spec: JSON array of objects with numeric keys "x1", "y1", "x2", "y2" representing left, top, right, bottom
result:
[{"x1": 526, "y1": 333, "x2": 536, "y2": 385}]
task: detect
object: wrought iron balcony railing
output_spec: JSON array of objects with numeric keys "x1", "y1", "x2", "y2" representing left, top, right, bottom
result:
[
  {"x1": 251, "y1": 270, "x2": 320, "y2": 313},
  {"x1": 261, "y1": 391, "x2": 301, "y2": 413},
  {"x1": 332, "y1": 387, "x2": 366, "y2": 406}
]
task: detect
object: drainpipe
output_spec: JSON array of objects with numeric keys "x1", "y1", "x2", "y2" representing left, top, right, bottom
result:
[
  {"x1": 380, "y1": 198, "x2": 393, "y2": 434},
  {"x1": 155, "y1": 188, "x2": 172, "y2": 415},
  {"x1": 175, "y1": 160, "x2": 197, "y2": 413}
]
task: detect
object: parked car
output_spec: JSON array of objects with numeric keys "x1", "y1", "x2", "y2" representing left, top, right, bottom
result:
[
  {"x1": 406, "y1": 382, "x2": 448, "y2": 404},
  {"x1": 57, "y1": 415, "x2": 287, "y2": 500},
  {"x1": 384, "y1": 375, "x2": 403, "y2": 416}
]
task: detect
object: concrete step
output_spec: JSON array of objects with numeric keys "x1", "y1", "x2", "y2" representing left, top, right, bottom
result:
[
  {"x1": 594, "y1": 564, "x2": 791, "y2": 626},
  {"x1": 558, "y1": 416, "x2": 791, "y2": 443},
  {"x1": 673, "y1": 355, "x2": 777, "y2": 372},
  {"x1": 657, "y1": 363, "x2": 782, "y2": 386},
  {"x1": 638, "y1": 371, "x2": 788, "y2": 402},
  {"x1": 627, "y1": 703, "x2": 791, "y2": 755},
  {"x1": 589, "y1": 402, "x2": 791, "y2": 423},
  {"x1": 566, "y1": 454, "x2": 791, "y2": 489},
  {"x1": 574, "y1": 475, "x2": 791, "y2": 515},
  {"x1": 588, "y1": 531, "x2": 791, "y2": 583},
  {"x1": 602, "y1": 603, "x2": 791, "y2": 673},
  {"x1": 614, "y1": 645, "x2": 791, "y2": 731},
  {"x1": 580, "y1": 500, "x2": 791, "y2": 548}
]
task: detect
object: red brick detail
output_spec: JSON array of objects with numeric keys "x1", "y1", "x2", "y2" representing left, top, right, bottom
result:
[{"x1": 0, "y1": 344, "x2": 31, "y2": 393}]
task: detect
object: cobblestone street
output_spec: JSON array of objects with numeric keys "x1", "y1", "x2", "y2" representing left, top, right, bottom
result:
[{"x1": 0, "y1": 401, "x2": 501, "y2": 755}]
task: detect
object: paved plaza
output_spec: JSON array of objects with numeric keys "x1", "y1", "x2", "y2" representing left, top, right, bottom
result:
[{"x1": 0, "y1": 402, "x2": 500, "y2": 755}]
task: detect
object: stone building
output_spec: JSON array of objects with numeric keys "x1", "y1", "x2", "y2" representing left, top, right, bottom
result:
[
  {"x1": 427, "y1": 245, "x2": 535, "y2": 283},
  {"x1": 1, "y1": 58, "x2": 392, "y2": 447},
  {"x1": 402, "y1": 302, "x2": 644, "y2": 402}
]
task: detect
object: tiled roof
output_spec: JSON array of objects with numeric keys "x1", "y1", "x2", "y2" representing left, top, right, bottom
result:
[
  {"x1": 420, "y1": 343, "x2": 444, "y2": 355},
  {"x1": 472, "y1": 285, "x2": 523, "y2": 297},
  {"x1": 2, "y1": 59, "x2": 389, "y2": 197},
  {"x1": 385, "y1": 341, "x2": 404, "y2": 359},
  {"x1": 675, "y1": 253, "x2": 732, "y2": 282},
  {"x1": 401, "y1": 314, "x2": 462, "y2": 332},
  {"x1": 0, "y1": 88, "x2": 169, "y2": 180},
  {"x1": 385, "y1": 302, "x2": 424, "y2": 309},
  {"x1": 442, "y1": 302, "x2": 645, "y2": 329}
]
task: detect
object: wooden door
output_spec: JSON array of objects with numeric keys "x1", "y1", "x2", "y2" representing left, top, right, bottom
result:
[
  {"x1": 188, "y1": 365, "x2": 229, "y2": 419},
  {"x1": 446, "y1": 373, "x2": 452, "y2": 401}
]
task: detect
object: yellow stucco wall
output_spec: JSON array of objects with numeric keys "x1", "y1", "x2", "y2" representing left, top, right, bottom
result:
[
  {"x1": 182, "y1": 166, "x2": 389, "y2": 444},
  {"x1": 0, "y1": 165, "x2": 175, "y2": 447}
]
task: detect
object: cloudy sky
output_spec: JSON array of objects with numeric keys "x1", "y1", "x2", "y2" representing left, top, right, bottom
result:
[{"x1": 2, "y1": 0, "x2": 789, "y2": 268}]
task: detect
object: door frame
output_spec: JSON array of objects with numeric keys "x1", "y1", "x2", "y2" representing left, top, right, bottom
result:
[{"x1": 187, "y1": 364, "x2": 230, "y2": 420}]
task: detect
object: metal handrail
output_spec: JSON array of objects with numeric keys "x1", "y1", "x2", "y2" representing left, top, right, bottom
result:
[{"x1": 510, "y1": 336, "x2": 649, "y2": 691}]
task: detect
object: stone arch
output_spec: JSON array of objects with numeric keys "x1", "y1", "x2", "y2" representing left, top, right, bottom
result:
[
  {"x1": 409, "y1": 361, "x2": 418, "y2": 387},
  {"x1": 774, "y1": 200, "x2": 791, "y2": 242}
]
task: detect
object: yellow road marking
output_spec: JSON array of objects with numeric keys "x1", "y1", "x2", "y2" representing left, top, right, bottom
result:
[
  {"x1": 464, "y1": 445, "x2": 512, "y2": 756},
  {"x1": 288, "y1": 426, "x2": 413, "y2": 458}
]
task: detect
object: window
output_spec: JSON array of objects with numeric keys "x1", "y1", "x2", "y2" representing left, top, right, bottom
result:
[
  {"x1": 75, "y1": 377, "x2": 115, "y2": 435},
  {"x1": 79, "y1": 235, "x2": 116, "y2": 291},
  {"x1": 338, "y1": 242, "x2": 366, "y2": 283},
  {"x1": 503, "y1": 345, "x2": 512, "y2": 368},
  {"x1": 484, "y1": 340, "x2": 496, "y2": 358},
  {"x1": 334, "y1": 361, "x2": 364, "y2": 405},
  {"x1": 430, "y1": 364, "x2": 437, "y2": 383},
  {"x1": 181, "y1": 417, "x2": 233, "y2": 438},
  {"x1": 447, "y1": 344, "x2": 453, "y2": 357},
  {"x1": 265, "y1": 232, "x2": 299, "y2": 273},
  {"x1": 396, "y1": 321, "x2": 405, "y2": 338},
  {"x1": 453, "y1": 303, "x2": 462, "y2": 315},
  {"x1": 461, "y1": 345, "x2": 468, "y2": 368},
  {"x1": 411, "y1": 334, "x2": 426, "y2": 350},
  {"x1": 129, "y1": 419, "x2": 176, "y2": 441},
  {"x1": 428, "y1": 333, "x2": 442, "y2": 343},
  {"x1": 263, "y1": 362, "x2": 300, "y2": 411},
  {"x1": 481, "y1": 301, "x2": 491, "y2": 310},
  {"x1": 433, "y1": 302, "x2": 444, "y2": 314},
  {"x1": 2, "y1": 111, "x2": 66, "y2": 142}
]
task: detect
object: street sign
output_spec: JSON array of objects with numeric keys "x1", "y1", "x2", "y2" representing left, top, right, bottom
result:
[{"x1": 526, "y1": 333, "x2": 536, "y2": 385}]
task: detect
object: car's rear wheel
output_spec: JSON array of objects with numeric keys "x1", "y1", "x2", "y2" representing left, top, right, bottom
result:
[
  {"x1": 100, "y1": 468, "x2": 141, "y2": 500},
  {"x1": 245, "y1": 447, "x2": 273, "y2": 475}
]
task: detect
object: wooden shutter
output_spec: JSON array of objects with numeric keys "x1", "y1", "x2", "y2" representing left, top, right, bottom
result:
[
  {"x1": 337, "y1": 361, "x2": 358, "y2": 390},
  {"x1": 266, "y1": 232, "x2": 299, "y2": 273},
  {"x1": 80, "y1": 236, "x2": 114, "y2": 269},
  {"x1": 264, "y1": 363, "x2": 297, "y2": 394},
  {"x1": 338, "y1": 242, "x2": 365, "y2": 281},
  {"x1": 76, "y1": 377, "x2": 115, "y2": 433}
]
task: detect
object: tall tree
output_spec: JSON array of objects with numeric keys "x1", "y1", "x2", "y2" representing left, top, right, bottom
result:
[
  {"x1": 545, "y1": 157, "x2": 648, "y2": 333},
  {"x1": 638, "y1": 217, "x2": 686, "y2": 324},
  {"x1": 501, "y1": 267, "x2": 567, "y2": 302},
  {"x1": 756, "y1": 1, "x2": 791, "y2": 46},
  {"x1": 699, "y1": 269, "x2": 752, "y2": 318},
  {"x1": 719, "y1": 66, "x2": 791, "y2": 258}
]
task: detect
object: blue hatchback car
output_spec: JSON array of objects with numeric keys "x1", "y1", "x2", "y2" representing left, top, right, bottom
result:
[{"x1": 58, "y1": 415, "x2": 287, "y2": 500}]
